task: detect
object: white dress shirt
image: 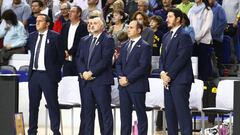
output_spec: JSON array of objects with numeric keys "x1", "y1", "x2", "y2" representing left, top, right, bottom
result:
[
  {"x1": 129, "y1": 36, "x2": 141, "y2": 52},
  {"x1": 68, "y1": 22, "x2": 79, "y2": 50},
  {"x1": 33, "y1": 30, "x2": 48, "y2": 71}
]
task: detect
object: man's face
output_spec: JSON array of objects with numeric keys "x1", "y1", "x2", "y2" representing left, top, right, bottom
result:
[
  {"x1": 13, "y1": 0, "x2": 21, "y2": 4},
  {"x1": 87, "y1": 18, "x2": 93, "y2": 33},
  {"x1": 128, "y1": 21, "x2": 140, "y2": 39},
  {"x1": 69, "y1": 7, "x2": 80, "y2": 21},
  {"x1": 60, "y1": 4, "x2": 70, "y2": 17},
  {"x1": 166, "y1": 12, "x2": 178, "y2": 28},
  {"x1": 208, "y1": 0, "x2": 216, "y2": 6},
  {"x1": 162, "y1": 0, "x2": 171, "y2": 7},
  {"x1": 36, "y1": 15, "x2": 49, "y2": 31},
  {"x1": 138, "y1": 1, "x2": 147, "y2": 12},
  {"x1": 91, "y1": 18, "x2": 103, "y2": 34},
  {"x1": 149, "y1": 19, "x2": 159, "y2": 30},
  {"x1": 31, "y1": 2, "x2": 42, "y2": 14},
  {"x1": 136, "y1": 14, "x2": 144, "y2": 26}
]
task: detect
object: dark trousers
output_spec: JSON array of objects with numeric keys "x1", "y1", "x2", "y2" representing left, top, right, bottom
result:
[
  {"x1": 63, "y1": 60, "x2": 78, "y2": 76},
  {"x1": 119, "y1": 90, "x2": 148, "y2": 135},
  {"x1": 28, "y1": 71, "x2": 60, "y2": 135},
  {"x1": 164, "y1": 84, "x2": 192, "y2": 135},
  {"x1": 78, "y1": 82, "x2": 104, "y2": 135},
  {"x1": 212, "y1": 40, "x2": 223, "y2": 68},
  {"x1": 81, "y1": 84, "x2": 113, "y2": 135},
  {"x1": 192, "y1": 43, "x2": 212, "y2": 81}
]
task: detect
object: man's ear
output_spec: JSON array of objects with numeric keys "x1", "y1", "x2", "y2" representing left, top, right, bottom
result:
[{"x1": 176, "y1": 17, "x2": 181, "y2": 24}]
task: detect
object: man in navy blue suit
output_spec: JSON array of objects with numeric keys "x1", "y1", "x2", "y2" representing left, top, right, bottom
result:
[
  {"x1": 116, "y1": 20, "x2": 152, "y2": 135},
  {"x1": 78, "y1": 16, "x2": 114, "y2": 135},
  {"x1": 159, "y1": 8, "x2": 194, "y2": 135},
  {"x1": 26, "y1": 14, "x2": 64, "y2": 135}
]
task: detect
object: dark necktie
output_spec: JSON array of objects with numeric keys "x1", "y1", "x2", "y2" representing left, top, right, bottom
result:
[
  {"x1": 126, "y1": 40, "x2": 134, "y2": 60},
  {"x1": 165, "y1": 31, "x2": 173, "y2": 51},
  {"x1": 34, "y1": 34, "x2": 43, "y2": 69},
  {"x1": 87, "y1": 37, "x2": 97, "y2": 69}
]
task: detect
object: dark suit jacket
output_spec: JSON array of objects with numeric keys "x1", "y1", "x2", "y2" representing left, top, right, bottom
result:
[
  {"x1": 77, "y1": 32, "x2": 115, "y2": 86},
  {"x1": 159, "y1": 26, "x2": 194, "y2": 85},
  {"x1": 116, "y1": 38, "x2": 151, "y2": 93},
  {"x1": 26, "y1": 30, "x2": 64, "y2": 82},
  {"x1": 60, "y1": 20, "x2": 88, "y2": 61}
]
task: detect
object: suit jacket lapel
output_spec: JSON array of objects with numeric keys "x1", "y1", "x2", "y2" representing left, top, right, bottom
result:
[
  {"x1": 165, "y1": 26, "x2": 182, "y2": 57},
  {"x1": 126, "y1": 38, "x2": 142, "y2": 64},
  {"x1": 85, "y1": 35, "x2": 93, "y2": 64},
  {"x1": 89, "y1": 32, "x2": 104, "y2": 61}
]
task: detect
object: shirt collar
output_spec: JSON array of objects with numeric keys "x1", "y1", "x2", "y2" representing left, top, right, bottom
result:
[
  {"x1": 39, "y1": 30, "x2": 48, "y2": 35},
  {"x1": 130, "y1": 36, "x2": 141, "y2": 43},
  {"x1": 170, "y1": 25, "x2": 181, "y2": 37},
  {"x1": 93, "y1": 32, "x2": 102, "y2": 40}
]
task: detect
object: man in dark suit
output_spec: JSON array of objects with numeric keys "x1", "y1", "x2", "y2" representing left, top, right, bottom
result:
[
  {"x1": 26, "y1": 14, "x2": 64, "y2": 135},
  {"x1": 60, "y1": 5, "x2": 88, "y2": 76},
  {"x1": 115, "y1": 20, "x2": 152, "y2": 135},
  {"x1": 77, "y1": 16, "x2": 114, "y2": 135},
  {"x1": 159, "y1": 8, "x2": 194, "y2": 135}
]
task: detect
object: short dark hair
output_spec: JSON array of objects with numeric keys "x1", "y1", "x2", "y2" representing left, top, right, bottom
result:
[
  {"x1": 167, "y1": 8, "x2": 183, "y2": 23},
  {"x1": 1, "y1": 9, "x2": 18, "y2": 26},
  {"x1": 32, "y1": 0, "x2": 44, "y2": 7},
  {"x1": 37, "y1": 14, "x2": 51, "y2": 23},
  {"x1": 182, "y1": 13, "x2": 190, "y2": 26},
  {"x1": 149, "y1": 15, "x2": 163, "y2": 26},
  {"x1": 72, "y1": 5, "x2": 82, "y2": 16}
]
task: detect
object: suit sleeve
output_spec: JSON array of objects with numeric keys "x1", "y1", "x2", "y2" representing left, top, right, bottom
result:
[
  {"x1": 56, "y1": 34, "x2": 65, "y2": 68},
  {"x1": 115, "y1": 46, "x2": 124, "y2": 77},
  {"x1": 167, "y1": 34, "x2": 193, "y2": 80},
  {"x1": 127, "y1": 44, "x2": 151, "y2": 83},
  {"x1": 78, "y1": 38, "x2": 87, "y2": 73},
  {"x1": 90, "y1": 37, "x2": 115, "y2": 76}
]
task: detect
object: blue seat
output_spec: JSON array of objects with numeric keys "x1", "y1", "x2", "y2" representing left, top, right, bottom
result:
[
  {"x1": 17, "y1": 65, "x2": 29, "y2": 82},
  {"x1": 0, "y1": 65, "x2": 17, "y2": 74}
]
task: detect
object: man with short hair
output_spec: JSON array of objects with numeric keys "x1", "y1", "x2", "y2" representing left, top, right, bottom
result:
[
  {"x1": 78, "y1": 17, "x2": 114, "y2": 135},
  {"x1": 60, "y1": 6, "x2": 88, "y2": 76},
  {"x1": 159, "y1": 8, "x2": 194, "y2": 135},
  {"x1": 137, "y1": 0, "x2": 153, "y2": 17},
  {"x1": 116, "y1": 20, "x2": 151, "y2": 135},
  {"x1": 27, "y1": 0, "x2": 44, "y2": 33},
  {"x1": 52, "y1": 2, "x2": 71, "y2": 33},
  {"x1": 26, "y1": 14, "x2": 64, "y2": 135}
]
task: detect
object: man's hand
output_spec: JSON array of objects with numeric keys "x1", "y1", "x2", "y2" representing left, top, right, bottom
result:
[
  {"x1": 4, "y1": 45, "x2": 12, "y2": 50},
  {"x1": 83, "y1": 71, "x2": 93, "y2": 80},
  {"x1": 65, "y1": 50, "x2": 70, "y2": 60},
  {"x1": 160, "y1": 72, "x2": 171, "y2": 88},
  {"x1": 119, "y1": 76, "x2": 129, "y2": 87}
]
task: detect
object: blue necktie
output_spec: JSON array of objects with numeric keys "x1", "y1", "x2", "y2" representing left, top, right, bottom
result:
[
  {"x1": 165, "y1": 31, "x2": 173, "y2": 51},
  {"x1": 87, "y1": 37, "x2": 97, "y2": 69},
  {"x1": 34, "y1": 34, "x2": 43, "y2": 69},
  {"x1": 126, "y1": 40, "x2": 134, "y2": 60}
]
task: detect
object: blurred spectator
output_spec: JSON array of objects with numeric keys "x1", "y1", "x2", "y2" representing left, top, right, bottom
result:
[
  {"x1": 209, "y1": 0, "x2": 227, "y2": 71},
  {"x1": 176, "y1": 0, "x2": 194, "y2": 14},
  {"x1": 60, "y1": 6, "x2": 88, "y2": 76},
  {"x1": 27, "y1": 0, "x2": 44, "y2": 33},
  {"x1": 188, "y1": 0, "x2": 213, "y2": 81},
  {"x1": 149, "y1": 15, "x2": 164, "y2": 56},
  {"x1": 132, "y1": 11, "x2": 154, "y2": 46},
  {"x1": 103, "y1": 0, "x2": 115, "y2": 18},
  {"x1": 154, "y1": 0, "x2": 174, "y2": 34},
  {"x1": 125, "y1": 0, "x2": 138, "y2": 18},
  {"x1": 108, "y1": 9, "x2": 128, "y2": 47},
  {"x1": 73, "y1": 0, "x2": 102, "y2": 11},
  {"x1": 41, "y1": 0, "x2": 53, "y2": 21},
  {"x1": 52, "y1": 2, "x2": 70, "y2": 33},
  {"x1": 81, "y1": 0, "x2": 102, "y2": 22},
  {"x1": 172, "y1": 0, "x2": 182, "y2": 5},
  {"x1": 52, "y1": 0, "x2": 73, "y2": 21},
  {"x1": 0, "y1": 9, "x2": 27, "y2": 65},
  {"x1": 137, "y1": 0, "x2": 153, "y2": 17},
  {"x1": 105, "y1": 1, "x2": 129, "y2": 30},
  {"x1": 2, "y1": 0, "x2": 31, "y2": 27},
  {"x1": 182, "y1": 13, "x2": 195, "y2": 43}
]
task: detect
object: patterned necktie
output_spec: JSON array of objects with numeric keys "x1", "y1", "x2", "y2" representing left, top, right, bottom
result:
[
  {"x1": 126, "y1": 40, "x2": 134, "y2": 60},
  {"x1": 87, "y1": 37, "x2": 97, "y2": 69},
  {"x1": 34, "y1": 34, "x2": 43, "y2": 69}
]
